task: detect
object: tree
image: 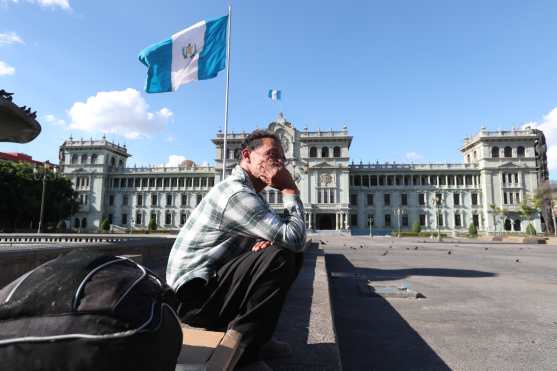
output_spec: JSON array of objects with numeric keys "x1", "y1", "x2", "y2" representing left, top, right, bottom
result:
[
  {"x1": 0, "y1": 160, "x2": 79, "y2": 232},
  {"x1": 519, "y1": 196, "x2": 539, "y2": 236},
  {"x1": 532, "y1": 181, "x2": 555, "y2": 234},
  {"x1": 525, "y1": 223, "x2": 537, "y2": 236},
  {"x1": 488, "y1": 203, "x2": 504, "y2": 234},
  {"x1": 468, "y1": 222, "x2": 478, "y2": 238},
  {"x1": 411, "y1": 221, "x2": 421, "y2": 234},
  {"x1": 100, "y1": 218, "x2": 110, "y2": 232},
  {"x1": 148, "y1": 215, "x2": 157, "y2": 232}
]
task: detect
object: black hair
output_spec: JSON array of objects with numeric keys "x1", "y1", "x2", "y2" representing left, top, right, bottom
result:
[{"x1": 240, "y1": 130, "x2": 280, "y2": 151}]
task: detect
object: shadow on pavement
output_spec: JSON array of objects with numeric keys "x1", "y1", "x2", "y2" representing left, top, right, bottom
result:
[
  {"x1": 326, "y1": 254, "x2": 496, "y2": 371},
  {"x1": 268, "y1": 246, "x2": 341, "y2": 371}
]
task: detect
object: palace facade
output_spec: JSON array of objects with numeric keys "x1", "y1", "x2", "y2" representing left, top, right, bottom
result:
[{"x1": 60, "y1": 114, "x2": 549, "y2": 235}]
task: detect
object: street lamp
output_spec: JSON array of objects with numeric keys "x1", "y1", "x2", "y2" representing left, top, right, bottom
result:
[
  {"x1": 433, "y1": 194, "x2": 442, "y2": 241},
  {"x1": 34, "y1": 160, "x2": 50, "y2": 234},
  {"x1": 368, "y1": 215, "x2": 374, "y2": 238},
  {"x1": 395, "y1": 207, "x2": 406, "y2": 238}
]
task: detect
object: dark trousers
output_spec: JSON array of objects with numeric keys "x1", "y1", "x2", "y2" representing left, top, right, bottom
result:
[{"x1": 176, "y1": 246, "x2": 304, "y2": 361}]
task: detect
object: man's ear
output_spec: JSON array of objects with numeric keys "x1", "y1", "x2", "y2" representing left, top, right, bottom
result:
[{"x1": 241, "y1": 148, "x2": 251, "y2": 163}]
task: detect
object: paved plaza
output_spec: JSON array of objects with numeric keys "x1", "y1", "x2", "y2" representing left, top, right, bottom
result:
[{"x1": 318, "y1": 235, "x2": 557, "y2": 371}]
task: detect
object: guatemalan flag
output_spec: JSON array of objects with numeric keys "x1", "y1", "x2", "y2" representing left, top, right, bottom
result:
[
  {"x1": 138, "y1": 15, "x2": 228, "y2": 93},
  {"x1": 268, "y1": 89, "x2": 282, "y2": 101}
]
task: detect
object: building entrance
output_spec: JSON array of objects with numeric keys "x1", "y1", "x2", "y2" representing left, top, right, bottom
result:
[{"x1": 317, "y1": 213, "x2": 335, "y2": 230}]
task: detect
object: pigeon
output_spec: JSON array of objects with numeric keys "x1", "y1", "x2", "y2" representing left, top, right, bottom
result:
[
  {"x1": 382, "y1": 250, "x2": 389, "y2": 256},
  {"x1": 515, "y1": 259, "x2": 520, "y2": 263},
  {"x1": 484, "y1": 247, "x2": 488, "y2": 251},
  {"x1": 389, "y1": 245, "x2": 392, "y2": 249},
  {"x1": 406, "y1": 247, "x2": 410, "y2": 250},
  {"x1": 360, "y1": 245, "x2": 363, "y2": 248},
  {"x1": 414, "y1": 246, "x2": 419, "y2": 250},
  {"x1": 448, "y1": 250, "x2": 452, "y2": 255}
]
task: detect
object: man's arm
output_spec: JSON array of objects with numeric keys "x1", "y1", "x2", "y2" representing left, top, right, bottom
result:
[{"x1": 222, "y1": 190, "x2": 306, "y2": 253}]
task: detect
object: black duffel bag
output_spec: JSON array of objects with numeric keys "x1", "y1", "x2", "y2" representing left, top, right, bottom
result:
[{"x1": 0, "y1": 249, "x2": 183, "y2": 371}]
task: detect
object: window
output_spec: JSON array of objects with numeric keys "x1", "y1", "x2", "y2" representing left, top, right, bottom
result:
[
  {"x1": 120, "y1": 178, "x2": 126, "y2": 188},
  {"x1": 455, "y1": 214, "x2": 461, "y2": 227},
  {"x1": 156, "y1": 178, "x2": 162, "y2": 187},
  {"x1": 166, "y1": 194, "x2": 172, "y2": 206},
  {"x1": 323, "y1": 189, "x2": 328, "y2": 203},
  {"x1": 149, "y1": 178, "x2": 155, "y2": 187},
  {"x1": 128, "y1": 178, "x2": 134, "y2": 188},
  {"x1": 151, "y1": 194, "x2": 158, "y2": 206},
  {"x1": 71, "y1": 154, "x2": 78, "y2": 164},
  {"x1": 362, "y1": 176, "x2": 369, "y2": 187},
  {"x1": 413, "y1": 175, "x2": 419, "y2": 186},
  {"x1": 164, "y1": 178, "x2": 170, "y2": 188},
  {"x1": 118, "y1": 159, "x2": 123, "y2": 167},
  {"x1": 135, "y1": 212, "x2": 142, "y2": 225},
  {"x1": 516, "y1": 192, "x2": 520, "y2": 203},
  {"x1": 196, "y1": 194, "x2": 202, "y2": 205},
  {"x1": 418, "y1": 193, "x2": 425, "y2": 206},
  {"x1": 419, "y1": 214, "x2": 426, "y2": 226},
  {"x1": 309, "y1": 147, "x2": 317, "y2": 158},
  {"x1": 121, "y1": 213, "x2": 128, "y2": 225},
  {"x1": 171, "y1": 177, "x2": 177, "y2": 187},
  {"x1": 350, "y1": 194, "x2": 358, "y2": 206},
  {"x1": 109, "y1": 195, "x2": 114, "y2": 206},
  {"x1": 208, "y1": 177, "x2": 214, "y2": 187},
  {"x1": 491, "y1": 147, "x2": 499, "y2": 158},
  {"x1": 384, "y1": 193, "x2": 390, "y2": 206},
  {"x1": 437, "y1": 213, "x2": 443, "y2": 226},
  {"x1": 135, "y1": 178, "x2": 140, "y2": 187},
  {"x1": 91, "y1": 154, "x2": 97, "y2": 164},
  {"x1": 234, "y1": 148, "x2": 241, "y2": 161},
  {"x1": 193, "y1": 178, "x2": 200, "y2": 187},
  {"x1": 81, "y1": 218, "x2": 87, "y2": 228},
  {"x1": 354, "y1": 175, "x2": 361, "y2": 186},
  {"x1": 370, "y1": 176, "x2": 377, "y2": 186},
  {"x1": 513, "y1": 219, "x2": 521, "y2": 231},
  {"x1": 504, "y1": 192, "x2": 508, "y2": 204},
  {"x1": 402, "y1": 215, "x2": 408, "y2": 227},
  {"x1": 108, "y1": 214, "x2": 113, "y2": 224},
  {"x1": 517, "y1": 146, "x2": 525, "y2": 157},
  {"x1": 430, "y1": 175, "x2": 437, "y2": 186},
  {"x1": 321, "y1": 147, "x2": 329, "y2": 158},
  {"x1": 448, "y1": 175, "x2": 455, "y2": 186},
  {"x1": 384, "y1": 214, "x2": 391, "y2": 227},
  {"x1": 165, "y1": 212, "x2": 172, "y2": 225},
  {"x1": 473, "y1": 214, "x2": 479, "y2": 227},
  {"x1": 440, "y1": 175, "x2": 446, "y2": 186},
  {"x1": 379, "y1": 175, "x2": 385, "y2": 186},
  {"x1": 180, "y1": 213, "x2": 188, "y2": 225},
  {"x1": 123, "y1": 195, "x2": 128, "y2": 206},
  {"x1": 472, "y1": 193, "x2": 479, "y2": 205},
  {"x1": 514, "y1": 173, "x2": 518, "y2": 183},
  {"x1": 333, "y1": 146, "x2": 341, "y2": 157},
  {"x1": 387, "y1": 176, "x2": 393, "y2": 186},
  {"x1": 181, "y1": 193, "x2": 187, "y2": 206},
  {"x1": 111, "y1": 157, "x2": 115, "y2": 166},
  {"x1": 504, "y1": 146, "x2": 512, "y2": 158},
  {"x1": 453, "y1": 193, "x2": 460, "y2": 206},
  {"x1": 467, "y1": 154, "x2": 471, "y2": 163},
  {"x1": 178, "y1": 177, "x2": 185, "y2": 187},
  {"x1": 329, "y1": 189, "x2": 335, "y2": 204},
  {"x1": 401, "y1": 193, "x2": 407, "y2": 206},
  {"x1": 457, "y1": 175, "x2": 463, "y2": 186},
  {"x1": 142, "y1": 178, "x2": 148, "y2": 187},
  {"x1": 367, "y1": 193, "x2": 374, "y2": 206},
  {"x1": 465, "y1": 175, "x2": 472, "y2": 186},
  {"x1": 350, "y1": 214, "x2": 358, "y2": 227},
  {"x1": 201, "y1": 178, "x2": 207, "y2": 187},
  {"x1": 404, "y1": 175, "x2": 410, "y2": 186},
  {"x1": 81, "y1": 154, "x2": 88, "y2": 164},
  {"x1": 113, "y1": 178, "x2": 119, "y2": 188},
  {"x1": 137, "y1": 194, "x2": 143, "y2": 207},
  {"x1": 421, "y1": 175, "x2": 429, "y2": 186},
  {"x1": 278, "y1": 192, "x2": 283, "y2": 204},
  {"x1": 473, "y1": 151, "x2": 477, "y2": 160}
]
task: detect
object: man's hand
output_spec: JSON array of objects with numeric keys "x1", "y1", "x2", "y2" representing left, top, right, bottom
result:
[
  {"x1": 252, "y1": 240, "x2": 272, "y2": 252},
  {"x1": 260, "y1": 165, "x2": 299, "y2": 194}
]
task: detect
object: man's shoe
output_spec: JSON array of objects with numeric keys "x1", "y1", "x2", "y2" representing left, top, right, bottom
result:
[
  {"x1": 235, "y1": 360, "x2": 273, "y2": 371},
  {"x1": 258, "y1": 338, "x2": 292, "y2": 360}
]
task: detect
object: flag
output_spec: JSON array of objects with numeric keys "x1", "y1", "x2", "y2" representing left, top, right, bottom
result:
[
  {"x1": 268, "y1": 89, "x2": 281, "y2": 101},
  {"x1": 138, "y1": 15, "x2": 228, "y2": 93}
]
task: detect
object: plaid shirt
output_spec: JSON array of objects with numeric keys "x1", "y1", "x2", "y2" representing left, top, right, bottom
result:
[{"x1": 166, "y1": 165, "x2": 306, "y2": 291}]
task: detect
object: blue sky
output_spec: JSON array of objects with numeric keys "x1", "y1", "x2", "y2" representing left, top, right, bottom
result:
[{"x1": 1, "y1": 0, "x2": 557, "y2": 176}]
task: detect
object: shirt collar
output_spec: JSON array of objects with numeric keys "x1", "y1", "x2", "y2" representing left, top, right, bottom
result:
[{"x1": 232, "y1": 165, "x2": 256, "y2": 192}]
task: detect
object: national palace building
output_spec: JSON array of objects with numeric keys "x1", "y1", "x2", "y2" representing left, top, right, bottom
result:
[{"x1": 60, "y1": 113, "x2": 550, "y2": 235}]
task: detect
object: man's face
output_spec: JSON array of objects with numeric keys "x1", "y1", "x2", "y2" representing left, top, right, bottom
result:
[{"x1": 245, "y1": 138, "x2": 286, "y2": 184}]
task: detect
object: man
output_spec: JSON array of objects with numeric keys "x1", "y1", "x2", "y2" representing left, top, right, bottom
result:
[{"x1": 166, "y1": 130, "x2": 306, "y2": 369}]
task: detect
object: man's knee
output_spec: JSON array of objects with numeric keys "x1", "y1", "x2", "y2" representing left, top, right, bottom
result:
[{"x1": 268, "y1": 248, "x2": 303, "y2": 282}]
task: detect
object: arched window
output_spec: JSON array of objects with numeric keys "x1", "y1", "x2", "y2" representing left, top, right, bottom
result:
[
  {"x1": 81, "y1": 218, "x2": 87, "y2": 229},
  {"x1": 491, "y1": 147, "x2": 499, "y2": 158},
  {"x1": 81, "y1": 154, "x2": 88, "y2": 164},
  {"x1": 118, "y1": 159, "x2": 123, "y2": 167},
  {"x1": 467, "y1": 154, "x2": 471, "y2": 163},
  {"x1": 71, "y1": 154, "x2": 78, "y2": 164},
  {"x1": 333, "y1": 146, "x2": 341, "y2": 158},
  {"x1": 504, "y1": 146, "x2": 512, "y2": 158},
  {"x1": 111, "y1": 157, "x2": 115, "y2": 166},
  {"x1": 473, "y1": 150, "x2": 477, "y2": 160},
  {"x1": 321, "y1": 147, "x2": 329, "y2": 158},
  {"x1": 504, "y1": 218, "x2": 511, "y2": 231},
  {"x1": 513, "y1": 219, "x2": 521, "y2": 231},
  {"x1": 91, "y1": 154, "x2": 97, "y2": 164},
  {"x1": 517, "y1": 146, "x2": 525, "y2": 157},
  {"x1": 74, "y1": 218, "x2": 80, "y2": 228},
  {"x1": 309, "y1": 147, "x2": 317, "y2": 158}
]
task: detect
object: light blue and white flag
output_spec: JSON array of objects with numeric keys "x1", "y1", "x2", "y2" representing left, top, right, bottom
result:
[
  {"x1": 139, "y1": 15, "x2": 228, "y2": 93},
  {"x1": 268, "y1": 89, "x2": 282, "y2": 101}
]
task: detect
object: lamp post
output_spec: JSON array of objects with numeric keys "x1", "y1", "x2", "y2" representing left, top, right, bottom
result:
[
  {"x1": 34, "y1": 161, "x2": 50, "y2": 234},
  {"x1": 395, "y1": 207, "x2": 406, "y2": 238},
  {"x1": 433, "y1": 194, "x2": 442, "y2": 241},
  {"x1": 368, "y1": 215, "x2": 374, "y2": 238}
]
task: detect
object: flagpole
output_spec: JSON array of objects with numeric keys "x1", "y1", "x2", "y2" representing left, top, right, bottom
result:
[{"x1": 222, "y1": 5, "x2": 232, "y2": 179}]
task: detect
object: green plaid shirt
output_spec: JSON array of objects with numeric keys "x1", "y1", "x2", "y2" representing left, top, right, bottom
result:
[{"x1": 166, "y1": 165, "x2": 306, "y2": 291}]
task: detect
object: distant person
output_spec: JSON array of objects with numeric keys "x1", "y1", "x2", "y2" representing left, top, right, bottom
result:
[{"x1": 167, "y1": 130, "x2": 306, "y2": 370}]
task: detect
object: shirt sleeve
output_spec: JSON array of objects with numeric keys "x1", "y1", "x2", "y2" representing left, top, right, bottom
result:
[{"x1": 222, "y1": 190, "x2": 306, "y2": 252}]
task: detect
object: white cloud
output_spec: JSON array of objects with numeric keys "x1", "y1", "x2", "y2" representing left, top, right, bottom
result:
[
  {"x1": 68, "y1": 88, "x2": 173, "y2": 140},
  {"x1": 405, "y1": 152, "x2": 424, "y2": 162},
  {"x1": 523, "y1": 107, "x2": 557, "y2": 173},
  {"x1": 2, "y1": 0, "x2": 70, "y2": 10},
  {"x1": 0, "y1": 32, "x2": 24, "y2": 45},
  {"x1": 0, "y1": 60, "x2": 15, "y2": 76},
  {"x1": 44, "y1": 114, "x2": 67, "y2": 127},
  {"x1": 165, "y1": 155, "x2": 187, "y2": 167}
]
